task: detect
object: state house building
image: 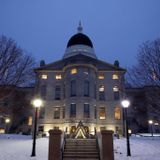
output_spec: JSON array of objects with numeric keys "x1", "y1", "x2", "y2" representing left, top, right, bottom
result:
[{"x1": 35, "y1": 24, "x2": 126, "y2": 136}]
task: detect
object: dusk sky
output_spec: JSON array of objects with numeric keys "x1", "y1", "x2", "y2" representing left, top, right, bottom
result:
[{"x1": 0, "y1": 0, "x2": 160, "y2": 68}]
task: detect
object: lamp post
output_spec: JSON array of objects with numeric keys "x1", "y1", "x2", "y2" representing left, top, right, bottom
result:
[
  {"x1": 5, "y1": 118, "x2": 11, "y2": 133},
  {"x1": 148, "y1": 120, "x2": 153, "y2": 137},
  {"x1": 121, "y1": 99, "x2": 131, "y2": 157},
  {"x1": 31, "y1": 98, "x2": 42, "y2": 157}
]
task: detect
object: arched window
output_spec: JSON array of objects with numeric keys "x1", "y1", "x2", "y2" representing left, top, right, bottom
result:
[
  {"x1": 71, "y1": 80, "x2": 76, "y2": 96},
  {"x1": 84, "y1": 80, "x2": 89, "y2": 96},
  {"x1": 71, "y1": 68, "x2": 77, "y2": 74},
  {"x1": 115, "y1": 107, "x2": 121, "y2": 120}
]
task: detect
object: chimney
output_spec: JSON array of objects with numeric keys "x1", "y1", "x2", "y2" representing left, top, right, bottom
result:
[
  {"x1": 114, "y1": 60, "x2": 119, "y2": 67},
  {"x1": 40, "y1": 60, "x2": 45, "y2": 67}
]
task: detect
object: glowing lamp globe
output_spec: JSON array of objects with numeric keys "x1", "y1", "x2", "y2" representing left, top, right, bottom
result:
[
  {"x1": 5, "y1": 118, "x2": 10, "y2": 123},
  {"x1": 121, "y1": 100, "x2": 130, "y2": 108},
  {"x1": 33, "y1": 99, "x2": 42, "y2": 108},
  {"x1": 148, "y1": 120, "x2": 153, "y2": 124}
]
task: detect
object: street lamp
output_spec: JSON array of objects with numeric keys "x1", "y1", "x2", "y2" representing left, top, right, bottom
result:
[
  {"x1": 5, "y1": 118, "x2": 10, "y2": 123},
  {"x1": 5, "y1": 118, "x2": 11, "y2": 133},
  {"x1": 31, "y1": 98, "x2": 43, "y2": 157},
  {"x1": 148, "y1": 120, "x2": 153, "y2": 137},
  {"x1": 121, "y1": 99, "x2": 131, "y2": 156}
]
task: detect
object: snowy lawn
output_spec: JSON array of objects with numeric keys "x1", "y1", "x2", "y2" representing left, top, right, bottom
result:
[{"x1": 0, "y1": 134, "x2": 160, "y2": 160}]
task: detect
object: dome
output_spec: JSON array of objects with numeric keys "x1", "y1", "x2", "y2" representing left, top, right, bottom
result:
[
  {"x1": 67, "y1": 33, "x2": 93, "y2": 48},
  {"x1": 63, "y1": 22, "x2": 97, "y2": 59}
]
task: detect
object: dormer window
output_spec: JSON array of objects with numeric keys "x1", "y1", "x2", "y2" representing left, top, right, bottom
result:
[
  {"x1": 71, "y1": 68, "x2": 77, "y2": 74},
  {"x1": 98, "y1": 73, "x2": 104, "y2": 80},
  {"x1": 55, "y1": 74, "x2": 62, "y2": 80},
  {"x1": 112, "y1": 74, "x2": 118, "y2": 80},
  {"x1": 41, "y1": 74, "x2": 47, "y2": 79}
]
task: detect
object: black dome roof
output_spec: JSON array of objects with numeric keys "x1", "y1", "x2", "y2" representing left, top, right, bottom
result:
[{"x1": 67, "y1": 33, "x2": 93, "y2": 48}]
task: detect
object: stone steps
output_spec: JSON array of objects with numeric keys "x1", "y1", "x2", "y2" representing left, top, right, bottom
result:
[{"x1": 63, "y1": 138, "x2": 100, "y2": 160}]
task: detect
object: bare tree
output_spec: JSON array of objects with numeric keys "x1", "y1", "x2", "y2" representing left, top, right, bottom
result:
[
  {"x1": 127, "y1": 38, "x2": 160, "y2": 87},
  {"x1": 127, "y1": 38, "x2": 160, "y2": 122},
  {"x1": 0, "y1": 35, "x2": 35, "y2": 86}
]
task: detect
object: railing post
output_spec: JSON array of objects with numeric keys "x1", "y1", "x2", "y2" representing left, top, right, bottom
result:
[
  {"x1": 101, "y1": 130, "x2": 114, "y2": 160},
  {"x1": 48, "y1": 129, "x2": 62, "y2": 160}
]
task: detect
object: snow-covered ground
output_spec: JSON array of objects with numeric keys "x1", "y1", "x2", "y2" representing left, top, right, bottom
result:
[{"x1": 0, "y1": 134, "x2": 160, "y2": 160}]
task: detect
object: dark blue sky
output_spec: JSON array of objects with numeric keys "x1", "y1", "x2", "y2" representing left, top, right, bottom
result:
[{"x1": 0, "y1": 0, "x2": 160, "y2": 68}]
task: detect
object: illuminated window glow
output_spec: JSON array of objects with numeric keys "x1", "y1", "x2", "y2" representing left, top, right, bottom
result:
[
  {"x1": 99, "y1": 107, "x2": 106, "y2": 120},
  {"x1": 55, "y1": 74, "x2": 62, "y2": 80},
  {"x1": 112, "y1": 74, "x2": 119, "y2": 79},
  {"x1": 113, "y1": 86, "x2": 119, "y2": 92},
  {"x1": 28, "y1": 116, "x2": 32, "y2": 125},
  {"x1": 98, "y1": 74, "x2": 104, "y2": 79},
  {"x1": 0, "y1": 128, "x2": 5, "y2": 134},
  {"x1": 71, "y1": 68, "x2": 77, "y2": 74},
  {"x1": 99, "y1": 85, "x2": 105, "y2": 92},
  {"x1": 115, "y1": 107, "x2": 121, "y2": 120},
  {"x1": 99, "y1": 85, "x2": 105, "y2": 100},
  {"x1": 42, "y1": 74, "x2": 47, "y2": 79},
  {"x1": 113, "y1": 86, "x2": 120, "y2": 100}
]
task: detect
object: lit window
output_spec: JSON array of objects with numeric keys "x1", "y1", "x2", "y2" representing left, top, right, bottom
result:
[
  {"x1": 55, "y1": 74, "x2": 62, "y2": 80},
  {"x1": 112, "y1": 74, "x2": 119, "y2": 79},
  {"x1": 42, "y1": 74, "x2": 47, "y2": 79},
  {"x1": 113, "y1": 86, "x2": 119, "y2": 92},
  {"x1": 0, "y1": 129, "x2": 5, "y2": 134},
  {"x1": 113, "y1": 86, "x2": 119, "y2": 100},
  {"x1": 99, "y1": 85, "x2": 105, "y2": 92},
  {"x1": 71, "y1": 68, "x2": 77, "y2": 74},
  {"x1": 98, "y1": 74, "x2": 104, "y2": 80},
  {"x1": 99, "y1": 107, "x2": 106, "y2": 120},
  {"x1": 115, "y1": 107, "x2": 121, "y2": 120},
  {"x1": 28, "y1": 116, "x2": 32, "y2": 126},
  {"x1": 54, "y1": 107, "x2": 60, "y2": 119},
  {"x1": 99, "y1": 85, "x2": 105, "y2": 100}
]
